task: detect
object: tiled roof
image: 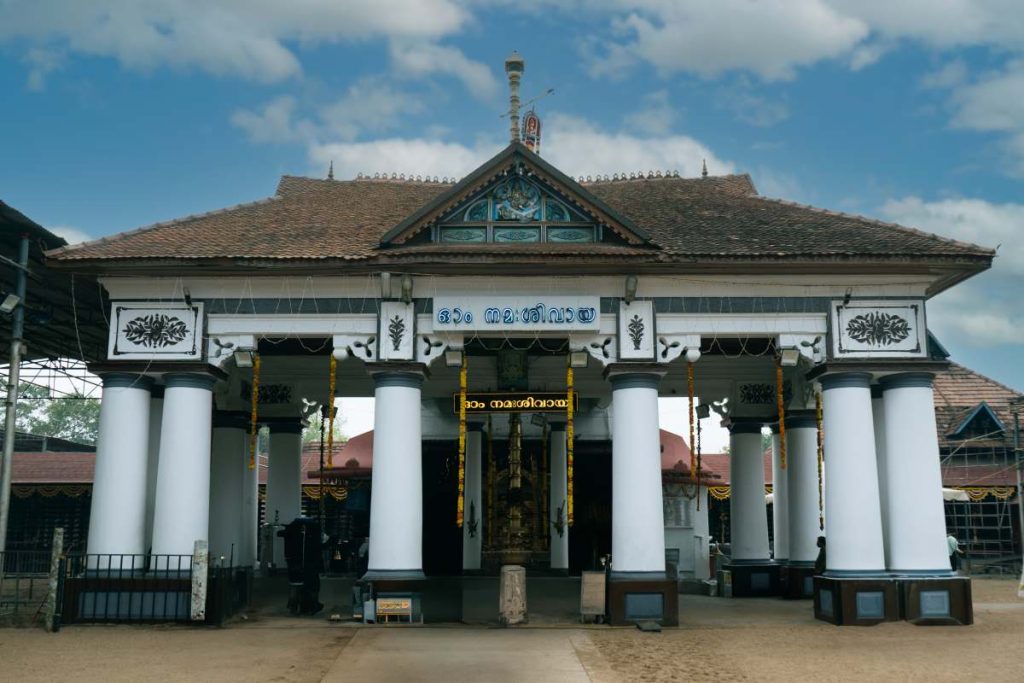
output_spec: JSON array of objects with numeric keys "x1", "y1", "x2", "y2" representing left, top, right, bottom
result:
[
  {"x1": 933, "y1": 362, "x2": 1022, "y2": 448},
  {"x1": 697, "y1": 450, "x2": 772, "y2": 486},
  {"x1": 12, "y1": 452, "x2": 95, "y2": 483},
  {"x1": 48, "y1": 162, "x2": 993, "y2": 268}
]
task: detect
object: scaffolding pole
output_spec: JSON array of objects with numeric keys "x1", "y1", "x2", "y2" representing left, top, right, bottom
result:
[{"x1": 0, "y1": 233, "x2": 29, "y2": 553}]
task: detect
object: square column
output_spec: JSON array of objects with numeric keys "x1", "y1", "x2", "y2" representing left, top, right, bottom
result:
[
  {"x1": 606, "y1": 367, "x2": 677, "y2": 626},
  {"x1": 783, "y1": 412, "x2": 820, "y2": 598},
  {"x1": 208, "y1": 411, "x2": 249, "y2": 566},
  {"x1": 769, "y1": 427, "x2": 789, "y2": 564},
  {"x1": 364, "y1": 367, "x2": 426, "y2": 581},
  {"x1": 151, "y1": 373, "x2": 217, "y2": 563},
  {"x1": 264, "y1": 418, "x2": 304, "y2": 569},
  {"x1": 462, "y1": 422, "x2": 484, "y2": 572},
  {"x1": 726, "y1": 418, "x2": 779, "y2": 596},
  {"x1": 548, "y1": 421, "x2": 569, "y2": 572},
  {"x1": 87, "y1": 373, "x2": 153, "y2": 561}
]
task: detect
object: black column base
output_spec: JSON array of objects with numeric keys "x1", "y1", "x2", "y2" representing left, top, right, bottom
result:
[
  {"x1": 607, "y1": 573, "x2": 679, "y2": 626},
  {"x1": 783, "y1": 564, "x2": 816, "y2": 599},
  {"x1": 813, "y1": 575, "x2": 900, "y2": 625},
  {"x1": 900, "y1": 576, "x2": 973, "y2": 626},
  {"x1": 724, "y1": 562, "x2": 782, "y2": 597}
]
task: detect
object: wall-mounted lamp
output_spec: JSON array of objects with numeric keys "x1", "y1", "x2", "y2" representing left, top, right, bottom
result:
[
  {"x1": 684, "y1": 347, "x2": 701, "y2": 363},
  {"x1": 380, "y1": 272, "x2": 392, "y2": 299},
  {"x1": 444, "y1": 349, "x2": 463, "y2": 367},
  {"x1": 696, "y1": 404, "x2": 711, "y2": 420},
  {"x1": 530, "y1": 414, "x2": 547, "y2": 427},
  {"x1": 569, "y1": 351, "x2": 589, "y2": 368},
  {"x1": 624, "y1": 275, "x2": 638, "y2": 304},
  {"x1": 233, "y1": 349, "x2": 255, "y2": 368},
  {"x1": 0, "y1": 294, "x2": 21, "y2": 314},
  {"x1": 400, "y1": 275, "x2": 414, "y2": 304},
  {"x1": 779, "y1": 348, "x2": 801, "y2": 367}
]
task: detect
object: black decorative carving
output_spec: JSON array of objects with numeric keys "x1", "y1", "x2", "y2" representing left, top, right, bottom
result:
[
  {"x1": 258, "y1": 384, "x2": 292, "y2": 404},
  {"x1": 627, "y1": 314, "x2": 645, "y2": 350},
  {"x1": 122, "y1": 314, "x2": 188, "y2": 348},
  {"x1": 468, "y1": 500, "x2": 478, "y2": 538},
  {"x1": 589, "y1": 337, "x2": 613, "y2": 359},
  {"x1": 388, "y1": 314, "x2": 406, "y2": 351},
  {"x1": 740, "y1": 382, "x2": 793, "y2": 405},
  {"x1": 846, "y1": 311, "x2": 911, "y2": 346}
]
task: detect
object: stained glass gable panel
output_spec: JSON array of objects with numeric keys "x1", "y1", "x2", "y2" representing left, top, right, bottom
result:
[{"x1": 492, "y1": 177, "x2": 542, "y2": 222}]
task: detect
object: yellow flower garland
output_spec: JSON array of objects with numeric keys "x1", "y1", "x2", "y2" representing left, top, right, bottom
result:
[
  {"x1": 775, "y1": 356, "x2": 787, "y2": 470},
  {"x1": 816, "y1": 390, "x2": 824, "y2": 530},
  {"x1": 457, "y1": 353, "x2": 467, "y2": 527},
  {"x1": 327, "y1": 354, "x2": 337, "y2": 467},
  {"x1": 248, "y1": 354, "x2": 261, "y2": 470},
  {"x1": 566, "y1": 365, "x2": 574, "y2": 527}
]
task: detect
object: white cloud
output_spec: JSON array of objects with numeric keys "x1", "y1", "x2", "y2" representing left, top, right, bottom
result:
[
  {"x1": 714, "y1": 83, "x2": 789, "y2": 127},
  {"x1": 0, "y1": 0, "x2": 469, "y2": 83},
  {"x1": 920, "y1": 60, "x2": 968, "y2": 90},
  {"x1": 623, "y1": 90, "x2": 677, "y2": 135},
  {"x1": 310, "y1": 137, "x2": 498, "y2": 181},
  {"x1": 388, "y1": 41, "x2": 499, "y2": 101},
  {"x1": 231, "y1": 96, "x2": 309, "y2": 144},
  {"x1": 22, "y1": 47, "x2": 63, "y2": 91},
  {"x1": 50, "y1": 226, "x2": 92, "y2": 245},
  {"x1": 879, "y1": 196, "x2": 1021, "y2": 347}
]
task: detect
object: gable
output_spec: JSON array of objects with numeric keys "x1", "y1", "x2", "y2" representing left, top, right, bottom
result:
[
  {"x1": 379, "y1": 142, "x2": 653, "y2": 248},
  {"x1": 947, "y1": 401, "x2": 1006, "y2": 440}
]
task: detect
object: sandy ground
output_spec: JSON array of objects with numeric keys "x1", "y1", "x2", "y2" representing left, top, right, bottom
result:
[{"x1": 0, "y1": 577, "x2": 1020, "y2": 682}]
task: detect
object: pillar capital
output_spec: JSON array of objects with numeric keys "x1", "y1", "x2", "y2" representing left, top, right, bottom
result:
[
  {"x1": 165, "y1": 372, "x2": 218, "y2": 391},
  {"x1": 781, "y1": 410, "x2": 817, "y2": 430},
  {"x1": 819, "y1": 372, "x2": 872, "y2": 391},
  {"x1": 100, "y1": 372, "x2": 154, "y2": 391},
  {"x1": 466, "y1": 421, "x2": 486, "y2": 433},
  {"x1": 547, "y1": 419, "x2": 567, "y2": 430},
  {"x1": 879, "y1": 372, "x2": 934, "y2": 391},
  {"x1": 604, "y1": 362, "x2": 665, "y2": 386},
  {"x1": 366, "y1": 362, "x2": 429, "y2": 389},
  {"x1": 727, "y1": 417, "x2": 766, "y2": 434},
  {"x1": 212, "y1": 410, "x2": 250, "y2": 430},
  {"x1": 263, "y1": 417, "x2": 306, "y2": 434}
]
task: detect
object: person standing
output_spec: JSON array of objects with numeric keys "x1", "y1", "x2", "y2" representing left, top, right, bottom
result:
[{"x1": 947, "y1": 534, "x2": 964, "y2": 573}]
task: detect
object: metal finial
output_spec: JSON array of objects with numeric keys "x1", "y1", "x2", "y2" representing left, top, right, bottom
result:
[
  {"x1": 701, "y1": 159, "x2": 708, "y2": 178},
  {"x1": 328, "y1": 161, "x2": 334, "y2": 180},
  {"x1": 505, "y1": 51, "x2": 525, "y2": 143}
]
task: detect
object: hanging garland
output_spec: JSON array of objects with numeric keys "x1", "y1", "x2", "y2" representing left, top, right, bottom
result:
[
  {"x1": 816, "y1": 390, "x2": 825, "y2": 531},
  {"x1": 457, "y1": 353, "x2": 467, "y2": 528},
  {"x1": 687, "y1": 361, "x2": 696, "y2": 478},
  {"x1": 327, "y1": 354, "x2": 337, "y2": 468},
  {"x1": 248, "y1": 353, "x2": 261, "y2": 470},
  {"x1": 566, "y1": 365, "x2": 575, "y2": 527},
  {"x1": 775, "y1": 356, "x2": 787, "y2": 470}
]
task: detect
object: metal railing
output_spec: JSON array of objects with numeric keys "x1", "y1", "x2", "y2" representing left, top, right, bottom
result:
[
  {"x1": 0, "y1": 550, "x2": 52, "y2": 622},
  {"x1": 61, "y1": 553, "x2": 194, "y2": 624}
]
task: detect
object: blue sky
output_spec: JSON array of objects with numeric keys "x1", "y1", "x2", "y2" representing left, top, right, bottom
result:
[{"x1": 1, "y1": 1, "x2": 1022, "y2": 391}]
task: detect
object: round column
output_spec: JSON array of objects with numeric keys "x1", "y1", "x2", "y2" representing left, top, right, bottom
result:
[
  {"x1": 770, "y1": 426, "x2": 789, "y2": 562},
  {"x1": 264, "y1": 419, "x2": 304, "y2": 569},
  {"x1": 881, "y1": 373, "x2": 951, "y2": 575},
  {"x1": 548, "y1": 421, "x2": 569, "y2": 571},
  {"x1": 366, "y1": 370, "x2": 425, "y2": 580},
  {"x1": 820, "y1": 372, "x2": 885, "y2": 575},
  {"x1": 785, "y1": 413, "x2": 820, "y2": 566},
  {"x1": 240, "y1": 436, "x2": 259, "y2": 569},
  {"x1": 208, "y1": 411, "x2": 248, "y2": 566},
  {"x1": 871, "y1": 385, "x2": 891, "y2": 567},
  {"x1": 610, "y1": 372, "x2": 665, "y2": 575},
  {"x1": 462, "y1": 422, "x2": 484, "y2": 572},
  {"x1": 87, "y1": 373, "x2": 153, "y2": 562},
  {"x1": 151, "y1": 373, "x2": 217, "y2": 562},
  {"x1": 728, "y1": 419, "x2": 771, "y2": 562},
  {"x1": 143, "y1": 388, "x2": 163, "y2": 553}
]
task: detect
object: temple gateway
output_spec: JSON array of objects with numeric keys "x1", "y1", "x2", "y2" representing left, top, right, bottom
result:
[{"x1": 46, "y1": 55, "x2": 992, "y2": 626}]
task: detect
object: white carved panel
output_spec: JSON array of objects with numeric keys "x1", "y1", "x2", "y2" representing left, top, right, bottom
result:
[
  {"x1": 378, "y1": 301, "x2": 415, "y2": 361},
  {"x1": 617, "y1": 300, "x2": 656, "y2": 361},
  {"x1": 108, "y1": 302, "x2": 204, "y2": 361},
  {"x1": 830, "y1": 300, "x2": 926, "y2": 358}
]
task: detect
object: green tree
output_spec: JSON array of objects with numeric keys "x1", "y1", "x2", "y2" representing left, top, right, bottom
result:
[
  {"x1": 301, "y1": 403, "x2": 346, "y2": 445},
  {"x1": 13, "y1": 383, "x2": 101, "y2": 445}
]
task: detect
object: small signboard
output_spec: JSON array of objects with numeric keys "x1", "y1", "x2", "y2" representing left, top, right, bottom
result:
[
  {"x1": 580, "y1": 571, "x2": 606, "y2": 622},
  {"x1": 375, "y1": 592, "x2": 421, "y2": 624},
  {"x1": 452, "y1": 391, "x2": 579, "y2": 415}
]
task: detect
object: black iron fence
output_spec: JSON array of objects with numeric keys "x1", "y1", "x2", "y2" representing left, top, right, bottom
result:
[
  {"x1": 0, "y1": 550, "x2": 52, "y2": 623},
  {"x1": 60, "y1": 553, "x2": 194, "y2": 624}
]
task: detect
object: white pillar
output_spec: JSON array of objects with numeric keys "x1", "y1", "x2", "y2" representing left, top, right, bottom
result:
[
  {"x1": 87, "y1": 373, "x2": 152, "y2": 560},
  {"x1": 462, "y1": 423, "x2": 483, "y2": 571},
  {"x1": 881, "y1": 373, "x2": 951, "y2": 575},
  {"x1": 264, "y1": 419, "x2": 304, "y2": 568},
  {"x1": 151, "y1": 373, "x2": 216, "y2": 561},
  {"x1": 366, "y1": 369, "x2": 425, "y2": 580},
  {"x1": 728, "y1": 419, "x2": 771, "y2": 562},
  {"x1": 143, "y1": 391, "x2": 163, "y2": 553},
  {"x1": 820, "y1": 373, "x2": 886, "y2": 575},
  {"x1": 770, "y1": 428, "x2": 789, "y2": 562},
  {"x1": 548, "y1": 422, "x2": 569, "y2": 571},
  {"x1": 785, "y1": 414, "x2": 821, "y2": 566},
  {"x1": 872, "y1": 386, "x2": 891, "y2": 567},
  {"x1": 609, "y1": 371, "x2": 666, "y2": 574},
  {"x1": 208, "y1": 412, "x2": 248, "y2": 566}
]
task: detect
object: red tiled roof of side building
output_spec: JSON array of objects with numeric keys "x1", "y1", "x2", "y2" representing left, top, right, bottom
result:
[{"x1": 933, "y1": 362, "x2": 1023, "y2": 448}]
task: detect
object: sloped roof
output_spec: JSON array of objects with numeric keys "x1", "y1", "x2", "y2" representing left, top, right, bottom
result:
[
  {"x1": 46, "y1": 149, "x2": 994, "y2": 278},
  {"x1": 933, "y1": 363, "x2": 1022, "y2": 449}
]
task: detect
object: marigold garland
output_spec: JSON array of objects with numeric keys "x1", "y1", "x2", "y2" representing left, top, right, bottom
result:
[
  {"x1": 327, "y1": 354, "x2": 337, "y2": 467},
  {"x1": 566, "y1": 365, "x2": 575, "y2": 527},
  {"x1": 775, "y1": 356, "x2": 787, "y2": 471},
  {"x1": 457, "y1": 353, "x2": 467, "y2": 528},
  {"x1": 687, "y1": 361, "x2": 696, "y2": 477},
  {"x1": 816, "y1": 390, "x2": 825, "y2": 531},
  {"x1": 248, "y1": 354, "x2": 261, "y2": 470}
]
